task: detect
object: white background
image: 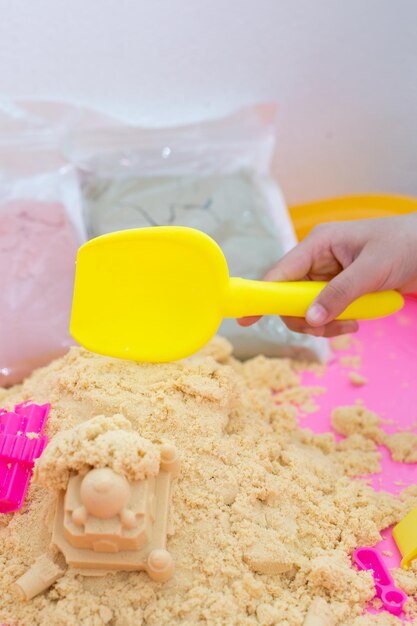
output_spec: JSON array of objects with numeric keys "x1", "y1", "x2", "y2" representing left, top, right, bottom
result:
[{"x1": 0, "y1": 0, "x2": 416, "y2": 204}]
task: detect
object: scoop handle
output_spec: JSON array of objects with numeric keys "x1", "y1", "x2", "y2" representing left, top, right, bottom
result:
[{"x1": 223, "y1": 277, "x2": 404, "y2": 320}]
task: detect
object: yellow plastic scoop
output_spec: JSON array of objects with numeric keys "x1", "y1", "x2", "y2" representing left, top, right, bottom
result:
[
  {"x1": 393, "y1": 506, "x2": 417, "y2": 570},
  {"x1": 70, "y1": 226, "x2": 404, "y2": 362}
]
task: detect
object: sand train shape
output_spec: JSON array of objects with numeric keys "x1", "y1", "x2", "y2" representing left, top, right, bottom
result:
[{"x1": 14, "y1": 416, "x2": 180, "y2": 600}]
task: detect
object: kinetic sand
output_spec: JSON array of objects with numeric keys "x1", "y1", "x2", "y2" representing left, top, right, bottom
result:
[{"x1": 1, "y1": 339, "x2": 417, "y2": 625}]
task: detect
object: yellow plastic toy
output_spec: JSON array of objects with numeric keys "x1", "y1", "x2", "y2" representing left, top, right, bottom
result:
[
  {"x1": 70, "y1": 226, "x2": 403, "y2": 363},
  {"x1": 393, "y1": 506, "x2": 417, "y2": 570}
]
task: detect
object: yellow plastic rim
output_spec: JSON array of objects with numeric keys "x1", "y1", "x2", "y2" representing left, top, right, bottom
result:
[{"x1": 289, "y1": 194, "x2": 417, "y2": 241}]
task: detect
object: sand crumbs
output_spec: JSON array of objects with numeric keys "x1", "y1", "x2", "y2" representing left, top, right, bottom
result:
[
  {"x1": 331, "y1": 404, "x2": 417, "y2": 464},
  {"x1": 348, "y1": 372, "x2": 368, "y2": 387},
  {"x1": 0, "y1": 338, "x2": 417, "y2": 626},
  {"x1": 330, "y1": 335, "x2": 353, "y2": 351}
]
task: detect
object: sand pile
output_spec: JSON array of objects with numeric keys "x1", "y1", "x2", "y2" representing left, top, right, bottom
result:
[{"x1": 0, "y1": 338, "x2": 416, "y2": 626}]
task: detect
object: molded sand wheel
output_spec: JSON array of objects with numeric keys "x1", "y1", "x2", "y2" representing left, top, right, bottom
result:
[{"x1": 147, "y1": 549, "x2": 174, "y2": 582}]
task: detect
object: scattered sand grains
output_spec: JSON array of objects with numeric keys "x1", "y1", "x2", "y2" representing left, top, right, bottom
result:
[
  {"x1": 340, "y1": 355, "x2": 362, "y2": 369},
  {"x1": 331, "y1": 405, "x2": 384, "y2": 444},
  {"x1": 330, "y1": 335, "x2": 352, "y2": 351},
  {"x1": 384, "y1": 432, "x2": 417, "y2": 464},
  {"x1": 348, "y1": 372, "x2": 368, "y2": 387}
]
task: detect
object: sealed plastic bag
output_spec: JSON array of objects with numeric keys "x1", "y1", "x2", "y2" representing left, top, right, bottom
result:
[
  {"x1": 0, "y1": 101, "x2": 85, "y2": 386},
  {"x1": 0, "y1": 170, "x2": 85, "y2": 386},
  {"x1": 71, "y1": 105, "x2": 328, "y2": 361}
]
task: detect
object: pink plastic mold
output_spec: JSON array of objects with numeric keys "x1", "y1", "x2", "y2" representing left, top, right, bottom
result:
[
  {"x1": 0, "y1": 402, "x2": 50, "y2": 513},
  {"x1": 353, "y1": 547, "x2": 407, "y2": 616}
]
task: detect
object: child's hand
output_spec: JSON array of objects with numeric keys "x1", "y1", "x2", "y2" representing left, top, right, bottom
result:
[{"x1": 239, "y1": 213, "x2": 417, "y2": 337}]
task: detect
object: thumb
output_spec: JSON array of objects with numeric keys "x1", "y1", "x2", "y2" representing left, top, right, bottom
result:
[{"x1": 306, "y1": 251, "x2": 380, "y2": 326}]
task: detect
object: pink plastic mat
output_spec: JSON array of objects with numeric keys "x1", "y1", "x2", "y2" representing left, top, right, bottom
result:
[{"x1": 301, "y1": 294, "x2": 417, "y2": 620}]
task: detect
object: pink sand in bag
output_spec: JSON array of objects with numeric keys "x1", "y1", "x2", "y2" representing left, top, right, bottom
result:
[
  {"x1": 301, "y1": 295, "x2": 417, "y2": 621},
  {"x1": 0, "y1": 200, "x2": 78, "y2": 386}
]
